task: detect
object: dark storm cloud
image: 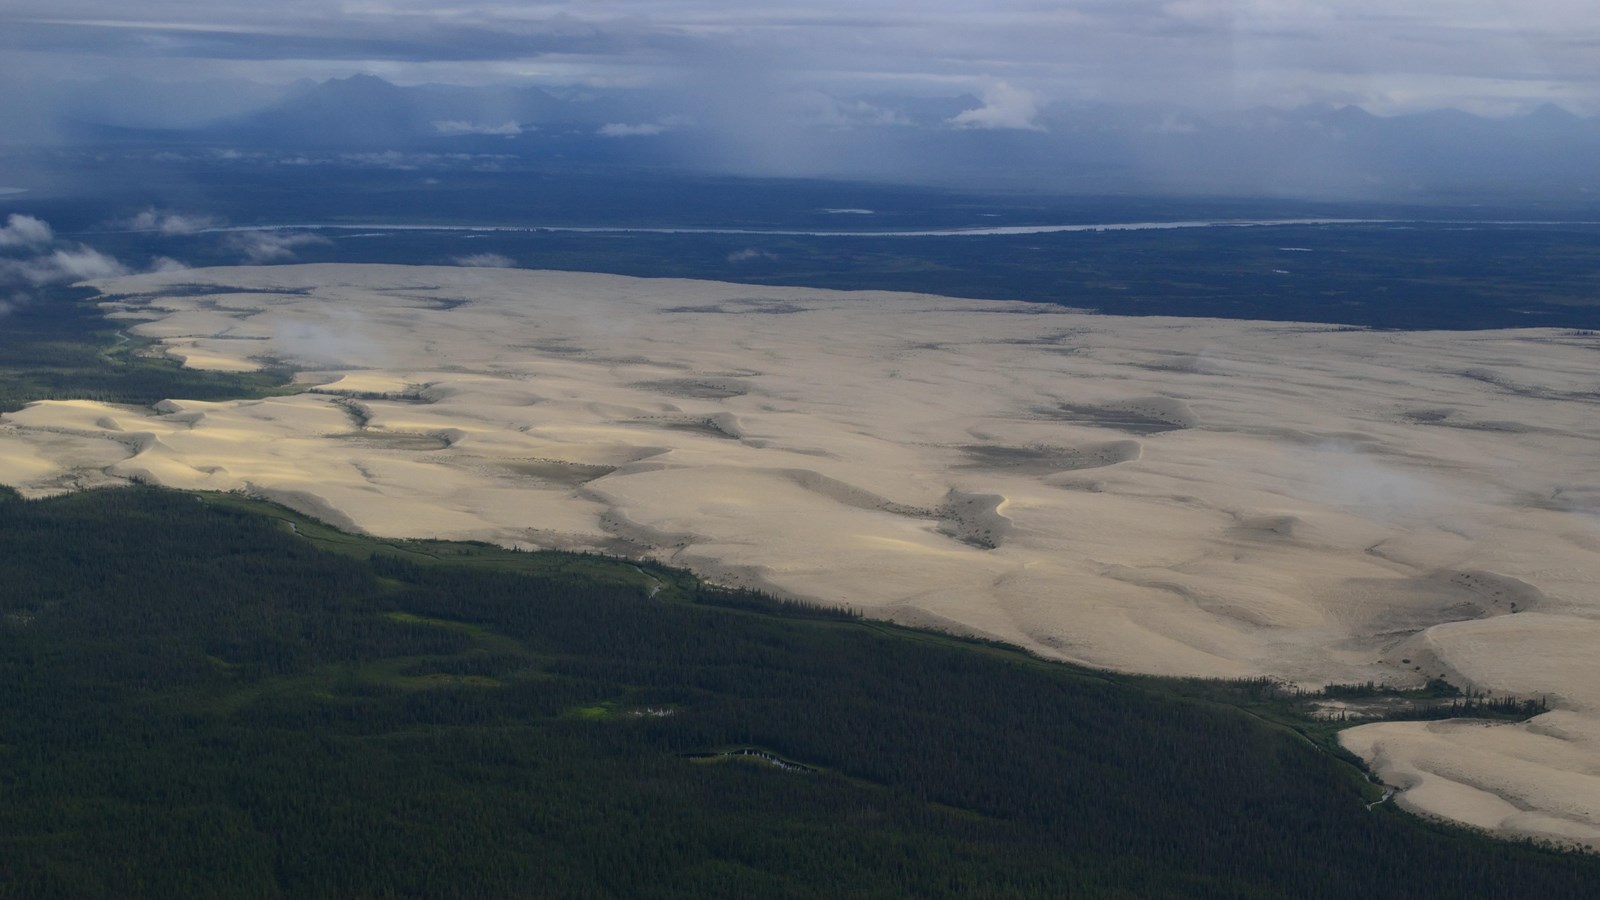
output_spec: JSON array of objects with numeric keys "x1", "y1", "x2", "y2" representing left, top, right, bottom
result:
[
  {"x1": 1, "y1": 2, "x2": 1595, "y2": 116},
  {"x1": 0, "y1": 17, "x2": 689, "y2": 64}
]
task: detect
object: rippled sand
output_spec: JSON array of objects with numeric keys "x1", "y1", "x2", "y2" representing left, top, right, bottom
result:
[{"x1": 3, "y1": 264, "x2": 1598, "y2": 846}]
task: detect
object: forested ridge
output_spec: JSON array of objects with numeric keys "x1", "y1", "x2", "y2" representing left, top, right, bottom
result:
[{"x1": 0, "y1": 486, "x2": 1596, "y2": 898}]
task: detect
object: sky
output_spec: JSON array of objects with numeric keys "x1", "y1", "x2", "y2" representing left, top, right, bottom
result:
[{"x1": 1, "y1": 0, "x2": 1597, "y2": 117}]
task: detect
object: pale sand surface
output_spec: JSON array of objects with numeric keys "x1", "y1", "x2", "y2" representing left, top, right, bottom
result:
[{"x1": 4, "y1": 263, "x2": 1600, "y2": 845}]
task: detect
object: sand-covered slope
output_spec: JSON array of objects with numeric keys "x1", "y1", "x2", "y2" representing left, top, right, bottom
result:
[{"x1": 3, "y1": 264, "x2": 1598, "y2": 845}]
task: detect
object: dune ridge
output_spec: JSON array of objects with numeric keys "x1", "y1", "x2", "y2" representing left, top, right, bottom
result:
[{"x1": 1, "y1": 263, "x2": 1598, "y2": 847}]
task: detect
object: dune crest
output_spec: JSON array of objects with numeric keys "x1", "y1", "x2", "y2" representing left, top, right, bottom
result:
[{"x1": 1, "y1": 263, "x2": 1598, "y2": 846}]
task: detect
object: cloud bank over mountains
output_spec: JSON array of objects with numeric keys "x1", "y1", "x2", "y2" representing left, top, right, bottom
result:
[
  {"x1": 1, "y1": 3, "x2": 1597, "y2": 201},
  {"x1": 3, "y1": 1, "x2": 1596, "y2": 118},
  {"x1": 11, "y1": 72, "x2": 1594, "y2": 201}
]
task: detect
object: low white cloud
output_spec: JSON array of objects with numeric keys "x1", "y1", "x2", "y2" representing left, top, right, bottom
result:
[
  {"x1": 226, "y1": 231, "x2": 332, "y2": 263},
  {"x1": 0, "y1": 214, "x2": 54, "y2": 249},
  {"x1": 338, "y1": 151, "x2": 420, "y2": 170},
  {"x1": 0, "y1": 288, "x2": 35, "y2": 318},
  {"x1": 1146, "y1": 113, "x2": 1199, "y2": 135},
  {"x1": 782, "y1": 91, "x2": 911, "y2": 129},
  {"x1": 0, "y1": 214, "x2": 128, "y2": 316},
  {"x1": 121, "y1": 209, "x2": 221, "y2": 235},
  {"x1": 432, "y1": 120, "x2": 524, "y2": 136},
  {"x1": 948, "y1": 80, "x2": 1045, "y2": 131},
  {"x1": 47, "y1": 247, "x2": 129, "y2": 281},
  {"x1": 1, "y1": 246, "x2": 129, "y2": 285},
  {"x1": 598, "y1": 122, "x2": 667, "y2": 137},
  {"x1": 453, "y1": 252, "x2": 513, "y2": 267},
  {"x1": 273, "y1": 313, "x2": 387, "y2": 368},
  {"x1": 598, "y1": 115, "x2": 689, "y2": 138},
  {"x1": 149, "y1": 256, "x2": 191, "y2": 272},
  {"x1": 1294, "y1": 443, "x2": 1465, "y2": 527}
]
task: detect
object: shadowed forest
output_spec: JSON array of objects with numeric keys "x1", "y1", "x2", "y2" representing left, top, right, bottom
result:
[{"x1": 1, "y1": 486, "x2": 1596, "y2": 898}]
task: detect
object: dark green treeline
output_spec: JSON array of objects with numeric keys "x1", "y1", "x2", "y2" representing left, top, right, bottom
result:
[{"x1": 0, "y1": 487, "x2": 1595, "y2": 898}]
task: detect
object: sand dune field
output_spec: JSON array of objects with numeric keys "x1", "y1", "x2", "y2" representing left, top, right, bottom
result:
[{"x1": 2, "y1": 264, "x2": 1598, "y2": 846}]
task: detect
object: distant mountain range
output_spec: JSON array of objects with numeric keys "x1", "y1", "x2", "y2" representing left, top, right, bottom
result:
[{"x1": 18, "y1": 74, "x2": 1600, "y2": 202}]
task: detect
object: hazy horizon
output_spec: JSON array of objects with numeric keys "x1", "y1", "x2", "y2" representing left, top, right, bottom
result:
[
  {"x1": 4, "y1": 2, "x2": 1599, "y2": 201},
  {"x1": 4, "y1": 2, "x2": 1597, "y2": 114}
]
